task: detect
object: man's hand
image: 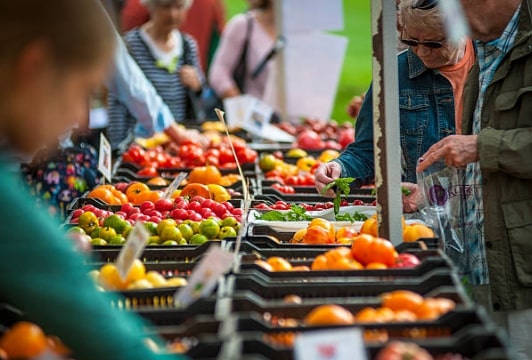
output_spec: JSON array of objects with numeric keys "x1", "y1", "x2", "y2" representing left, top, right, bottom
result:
[
  {"x1": 417, "y1": 135, "x2": 479, "y2": 172},
  {"x1": 164, "y1": 123, "x2": 210, "y2": 148},
  {"x1": 314, "y1": 162, "x2": 343, "y2": 197},
  {"x1": 347, "y1": 95, "x2": 365, "y2": 119}
]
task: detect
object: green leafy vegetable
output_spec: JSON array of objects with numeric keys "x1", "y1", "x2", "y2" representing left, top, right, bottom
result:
[
  {"x1": 336, "y1": 211, "x2": 369, "y2": 222},
  {"x1": 256, "y1": 204, "x2": 312, "y2": 222},
  {"x1": 321, "y1": 177, "x2": 355, "y2": 215},
  {"x1": 371, "y1": 186, "x2": 411, "y2": 196}
]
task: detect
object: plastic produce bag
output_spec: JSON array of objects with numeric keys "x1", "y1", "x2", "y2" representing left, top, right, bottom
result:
[{"x1": 416, "y1": 160, "x2": 466, "y2": 254}]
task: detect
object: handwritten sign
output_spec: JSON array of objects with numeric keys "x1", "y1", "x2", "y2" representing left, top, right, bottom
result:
[
  {"x1": 294, "y1": 328, "x2": 367, "y2": 360},
  {"x1": 174, "y1": 245, "x2": 234, "y2": 308},
  {"x1": 98, "y1": 133, "x2": 112, "y2": 183},
  {"x1": 115, "y1": 222, "x2": 149, "y2": 280}
]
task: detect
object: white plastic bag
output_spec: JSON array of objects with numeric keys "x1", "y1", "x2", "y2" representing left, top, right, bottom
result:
[{"x1": 416, "y1": 160, "x2": 466, "y2": 253}]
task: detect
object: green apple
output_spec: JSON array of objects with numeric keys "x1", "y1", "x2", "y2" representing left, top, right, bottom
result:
[
  {"x1": 143, "y1": 221, "x2": 158, "y2": 235},
  {"x1": 90, "y1": 238, "x2": 107, "y2": 246},
  {"x1": 219, "y1": 226, "x2": 237, "y2": 239},
  {"x1": 160, "y1": 226, "x2": 182, "y2": 242},
  {"x1": 156, "y1": 219, "x2": 177, "y2": 236},
  {"x1": 189, "y1": 233, "x2": 209, "y2": 245},
  {"x1": 103, "y1": 214, "x2": 128, "y2": 234},
  {"x1": 108, "y1": 235, "x2": 126, "y2": 245},
  {"x1": 122, "y1": 224, "x2": 133, "y2": 238},
  {"x1": 67, "y1": 226, "x2": 86, "y2": 236},
  {"x1": 183, "y1": 220, "x2": 200, "y2": 234},
  {"x1": 147, "y1": 235, "x2": 161, "y2": 245},
  {"x1": 220, "y1": 216, "x2": 239, "y2": 228},
  {"x1": 162, "y1": 240, "x2": 179, "y2": 246},
  {"x1": 99, "y1": 227, "x2": 117, "y2": 242},
  {"x1": 177, "y1": 223, "x2": 194, "y2": 240},
  {"x1": 199, "y1": 219, "x2": 220, "y2": 239}
]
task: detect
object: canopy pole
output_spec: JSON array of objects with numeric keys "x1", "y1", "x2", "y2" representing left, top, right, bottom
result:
[{"x1": 371, "y1": 0, "x2": 403, "y2": 244}]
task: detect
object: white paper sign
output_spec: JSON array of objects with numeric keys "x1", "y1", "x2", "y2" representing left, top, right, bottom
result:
[
  {"x1": 282, "y1": 0, "x2": 344, "y2": 34},
  {"x1": 264, "y1": 33, "x2": 348, "y2": 123},
  {"x1": 163, "y1": 172, "x2": 187, "y2": 199},
  {"x1": 98, "y1": 133, "x2": 112, "y2": 183},
  {"x1": 115, "y1": 222, "x2": 149, "y2": 280},
  {"x1": 223, "y1": 96, "x2": 294, "y2": 142},
  {"x1": 294, "y1": 328, "x2": 367, "y2": 360},
  {"x1": 174, "y1": 245, "x2": 234, "y2": 308}
]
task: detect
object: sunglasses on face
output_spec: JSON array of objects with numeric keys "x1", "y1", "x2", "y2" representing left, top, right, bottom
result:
[
  {"x1": 400, "y1": 38, "x2": 444, "y2": 49},
  {"x1": 411, "y1": 0, "x2": 438, "y2": 10}
]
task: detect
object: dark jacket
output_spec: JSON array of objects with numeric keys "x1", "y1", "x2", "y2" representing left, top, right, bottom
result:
[
  {"x1": 336, "y1": 49, "x2": 456, "y2": 184},
  {"x1": 463, "y1": 0, "x2": 532, "y2": 311}
]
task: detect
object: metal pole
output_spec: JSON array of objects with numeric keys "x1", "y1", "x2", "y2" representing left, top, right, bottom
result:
[
  {"x1": 274, "y1": 0, "x2": 288, "y2": 122},
  {"x1": 371, "y1": 0, "x2": 403, "y2": 244}
]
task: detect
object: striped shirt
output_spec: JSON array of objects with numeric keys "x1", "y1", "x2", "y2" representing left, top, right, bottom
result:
[
  {"x1": 107, "y1": 29, "x2": 204, "y2": 149},
  {"x1": 457, "y1": 6, "x2": 520, "y2": 286}
]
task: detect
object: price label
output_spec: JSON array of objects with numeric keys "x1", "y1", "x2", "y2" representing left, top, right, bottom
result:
[
  {"x1": 174, "y1": 245, "x2": 235, "y2": 308},
  {"x1": 98, "y1": 133, "x2": 112, "y2": 183},
  {"x1": 294, "y1": 328, "x2": 367, "y2": 360},
  {"x1": 115, "y1": 222, "x2": 149, "y2": 280},
  {"x1": 163, "y1": 172, "x2": 187, "y2": 199}
]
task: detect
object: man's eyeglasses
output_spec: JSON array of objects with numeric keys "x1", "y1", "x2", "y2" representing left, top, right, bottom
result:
[
  {"x1": 400, "y1": 38, "x2": 444, "y2": 49},
  {"x1": 411, "y1": 0, "x2": 438, "y2": 10}
]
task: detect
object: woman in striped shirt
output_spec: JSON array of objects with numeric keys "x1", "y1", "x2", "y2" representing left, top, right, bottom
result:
[{"x1": 107, "y1": 0, "x2": 205, "y2": 149}]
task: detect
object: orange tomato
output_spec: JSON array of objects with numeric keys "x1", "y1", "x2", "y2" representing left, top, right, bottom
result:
[
  {"x1": 365, "y1": 262, "x2": 388, "y2": 270},
  {"x1": 367, "y1": 238, "x2": 398, "y2": 266},
  {"x1": 403, "y1": 223, "x2": 435, "y2": 242},
  {"x1": 310, "y1": 254, "x2": 328, "y2": 270},
  {"x1": 374, "y1": 307, "x2": 396, "y2": 322},
  {"x1": 351, "y1": 234, "x2": 376, "y2": 265},
  {"x1": 416, "y1": 298, "x2": 455, "y2": 320},
  {"x1": 291, "y1": 228, "x2": 307, "y2": 243},
  {"x1": 147, "y1": 176, "x2": 169, "y2": 186},
  {"x1": 302, "y1": 225, "x2": 334, "y2": 244},
  {"x1": 255, "y1": 260, "x2": 274, "y2": 272},
  {"x1": 335, "y1": 226, "x2": 358, "y2": 241},
  {"x1": 180, "y1": 183, "x2": 210, "y2": 199},
  {"x1": 87, "y1": 187, "x2": 120, "y2": 205},
  {"x1": 381, "y1": 290, "x2": 425, "y2": 313},
  {"x1": 309, "y1": 218, "x2": 335, "y2": 242},
  {"x1": 126, "y1": 182, "x2": 151, "y2": 203},
  {"x1": 188, "y1": 166, "x2": 222, "y2": 185},
  {"x1": 0, "y1": 322, "x2": 48, "y2": 359},
  {"x1": 323, "y1": 247, "x2": 352, "y2": 264},
  {"x1": 329, "y1": 256, "x2": 364, "y2": 270},
  {"x1": 359, "y1": 217, "x2": 378, "y2": 237},
  {"x1": 98, "y1": 263, "x2": 127, "y2": 290},
  {"x1": 355, "y1": 307, "x2": 378, "y2": 322},
  {"x1": 266, "y1": 257, "x2": 293, "y2": 271},
  {"x1": 218, "y1": 174, "x2": 241, "y2": 187},
  {"x1": 304, "y1": 305, "x2": 355, "y2": 326},
  {"x1": 290, "y1": 265, "x2": 311, "y2": 271},
  {"x1": 393, "y1": 309, "x2": 418, "y2": 322}
]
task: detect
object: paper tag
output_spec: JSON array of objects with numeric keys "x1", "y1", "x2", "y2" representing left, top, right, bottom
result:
[
  {"x1": 98, "y1": 133, "x2": 112, "y2": 183},
  {"x1": 116, "y1": 222, "x2": 149, "y2": 280},
  {"x1": 174, "y1": 245, "x2": 235, "y2": 308},
  {"x1": 163, "y1": 172, "x2": 187, "y2": 199},
  {"x1": 294, "y1": 328, "x2": 367, "y2": 360}
]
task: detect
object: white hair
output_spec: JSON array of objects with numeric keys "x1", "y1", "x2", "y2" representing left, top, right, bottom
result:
[{"x1": 140, "y1": 0, "x2": 193, "y2": 11}]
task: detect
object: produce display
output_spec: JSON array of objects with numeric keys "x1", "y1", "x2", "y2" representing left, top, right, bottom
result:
[{"x1": 4, "y1": 126, "x2": 511, "y2": 360}]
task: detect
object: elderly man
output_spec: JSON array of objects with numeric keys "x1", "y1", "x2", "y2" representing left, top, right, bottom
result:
[{"x1": 417, "y1": 0, "x2": 532, "y2": 358}]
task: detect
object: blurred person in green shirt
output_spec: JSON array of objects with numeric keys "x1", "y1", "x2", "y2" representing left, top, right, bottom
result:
[{"x1": 0, "y1": 0, "x2": 186, "y2": 359}]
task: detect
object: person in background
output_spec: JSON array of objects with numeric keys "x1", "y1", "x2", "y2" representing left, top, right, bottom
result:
[
  {"x1": 0, "y1": 0, "x2": 184, "y2": 358},
  {"x1": 417, "y1": 0, "x2": 532, "y2": 358},
  {"x1": 107, "y1": 0, "x2": 206, "y2": 150},
  {"x1": 208, "y1": 0, "x2": 276, "y2": 101},
  {"x1": 120, "y1": 0, "x2": 226, "y2": 73},
  {"x1": 315, "y1": 0, "x2": 474, "y2": 189}
]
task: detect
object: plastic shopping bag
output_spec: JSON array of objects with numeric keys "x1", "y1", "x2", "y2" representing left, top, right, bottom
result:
[{"x1": 416, "y1": 159, "x2": 466, "y2": 253}]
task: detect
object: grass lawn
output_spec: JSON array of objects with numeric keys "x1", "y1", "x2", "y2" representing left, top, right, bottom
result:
[{"x1": 222, "y1": 0, "x2": 373, "y2": 123}]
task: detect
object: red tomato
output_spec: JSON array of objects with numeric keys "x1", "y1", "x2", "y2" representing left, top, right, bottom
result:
[
  {"x1": 236, "y1": 148, "x2": 258, "y2": 164},
  {"x1": 137, "y1": 166, "x2": 158, "y2": 177}
]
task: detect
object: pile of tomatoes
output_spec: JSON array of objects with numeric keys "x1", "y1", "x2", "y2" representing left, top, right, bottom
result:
[{"x1": 122, "y1": 139, "x2": 257, "y2": 170}]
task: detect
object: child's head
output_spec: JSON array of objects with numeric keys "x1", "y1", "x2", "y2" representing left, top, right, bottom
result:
[{"x1": 0, "y1": 0, "x2": 116, "y2": 154}]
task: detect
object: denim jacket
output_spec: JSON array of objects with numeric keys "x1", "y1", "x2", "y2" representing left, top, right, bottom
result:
[{"x1": 335, "y1": 49, "x2": 456, "y2": 184}]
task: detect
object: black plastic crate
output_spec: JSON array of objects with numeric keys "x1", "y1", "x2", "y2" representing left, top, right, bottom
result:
[
  {"x1": 222, "y1": 272, "x2": 467, "y2": 304},
  {"x1": 89, "y1": 241, "x2": 219, "y2": 263},
  {"x1": 136, "y1": 298, "x2": 218, "y2": 325}
]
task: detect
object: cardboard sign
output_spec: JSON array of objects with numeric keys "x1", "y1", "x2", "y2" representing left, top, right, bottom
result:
[
  {"x1": 115, "y1": 222, "x2": 149, "y2": 281},
  {"x1": 294, "y1": 328, "x2": 367, "y2": 360},
  {"x1": 98, "y1": 133, "x2": 112, "y2": 183},
  {"x1": 174, "y1": 245, "x2": 234, "y2": 308}
]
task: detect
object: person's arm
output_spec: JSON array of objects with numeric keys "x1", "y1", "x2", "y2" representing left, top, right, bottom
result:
[
  {"x1": 208, "y1": 14, "x2": 248, "y2": 99},
  {"x1": 0, "y1": 169, "x2": 184, "y2": 360},
  {"x1": 334, "y1": 85, "x2": 377, "y2": 186}
]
